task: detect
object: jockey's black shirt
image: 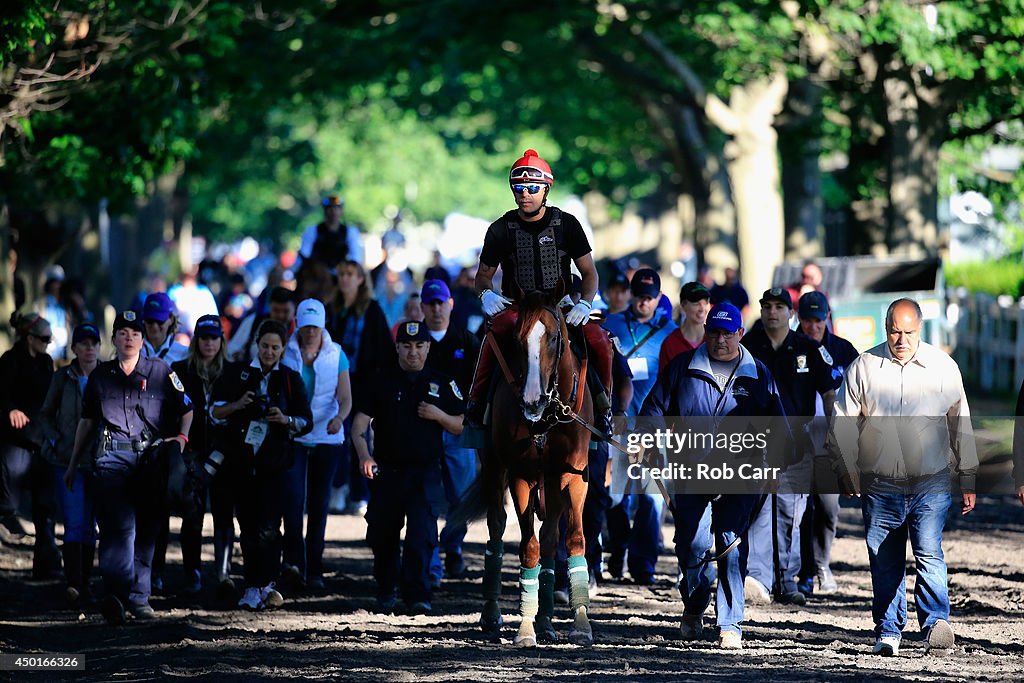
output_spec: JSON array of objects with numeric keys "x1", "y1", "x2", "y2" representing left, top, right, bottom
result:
[{"x1": 480, "y1": 205, "x2": 591, "y2": 299}]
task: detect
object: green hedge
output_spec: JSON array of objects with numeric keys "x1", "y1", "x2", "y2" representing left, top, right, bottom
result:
[{"x1": 945, "y1": 260, "x2": 1024, "y2": 297}]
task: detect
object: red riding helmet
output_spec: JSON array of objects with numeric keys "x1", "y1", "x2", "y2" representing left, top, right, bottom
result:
[{"x1": 509, "y1": 149, "x2": 554, "y2": 186}]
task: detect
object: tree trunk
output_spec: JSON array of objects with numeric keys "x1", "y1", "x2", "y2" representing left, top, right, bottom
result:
[
  {"x1": 722, "y1": 75, "x2": 788, "y2": 296},
  {"x1": 779, "y1": 78, "x2": 824, "y2": 259},
  {"x1": 677, "y1": 107, "x2": 737, "y2": 280},
  {"x1": 883, "y1": 73, "x2": 944, "y2": 256}
]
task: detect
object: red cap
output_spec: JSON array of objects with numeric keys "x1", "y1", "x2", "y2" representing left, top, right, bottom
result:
[{"x1": 510, "y1": 149, "x2": 554, "y2": 186}]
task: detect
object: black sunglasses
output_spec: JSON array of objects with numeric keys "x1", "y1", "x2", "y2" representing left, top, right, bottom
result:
[{"x1": 31, "y1": 334, "x2": 52, "y2": 343}]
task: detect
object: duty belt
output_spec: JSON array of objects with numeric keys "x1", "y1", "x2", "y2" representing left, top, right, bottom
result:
[{"x1": 104, "y1": 435, "x2": 155, "y2": 453}]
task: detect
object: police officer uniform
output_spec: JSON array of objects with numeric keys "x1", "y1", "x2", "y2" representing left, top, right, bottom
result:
[
  {"x1": 795, "y1": 290, "x2": 859, "y2": 595},
  {"x1": 420, "y1": 279, "x2": 478, "y2": 581},
  {"x1": 359, "y1": 321, "x2": 463, "y2": 611},
  {"x1": 82, "y1": 311, "x2": 192, "y2": 621},
  {"x1": 741, "y1": 288, "x2": 839, "y2": 602}
]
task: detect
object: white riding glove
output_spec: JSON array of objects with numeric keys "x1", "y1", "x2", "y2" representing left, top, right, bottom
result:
[
  {"x1": 481, "y1": 289, "x2": 513, "y2": 317},
  {"x1": 565, "y1": 299, "x2": 592, "y2": 326}
]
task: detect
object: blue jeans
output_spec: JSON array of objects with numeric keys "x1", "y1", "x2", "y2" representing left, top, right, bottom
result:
[
  {"x1": 674, "y1": 494, "x2": 758, "y2": 635},
  {"x1": 429, "y1": 433, "x2": 477, "y2": 580},
  {"x1": 679, "y1": 503, "x2": 715, "y2": 597},
  {"x1": 862, "y1": 474, "x2": 953, "y2": 639},
  {"x1": 52, "y1": 464, "x2": 96, "y2": 545},
  {"x1": 283, "y1": 443, "x2": 341, "y2": 580}
]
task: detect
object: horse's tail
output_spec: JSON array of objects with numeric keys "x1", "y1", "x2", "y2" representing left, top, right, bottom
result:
[{"x1": 448, "y1": 448, "x2": 507, "y2": 527}]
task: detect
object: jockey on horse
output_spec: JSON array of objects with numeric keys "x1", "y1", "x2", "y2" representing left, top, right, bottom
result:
[{"x1": 465, "y1": 149, "x2": 614, "y2": 432}]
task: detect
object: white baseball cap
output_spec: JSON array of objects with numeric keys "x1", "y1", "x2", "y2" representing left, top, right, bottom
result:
[{"x1": 296, "y1": 298, "x2": 326, "y2": 329}]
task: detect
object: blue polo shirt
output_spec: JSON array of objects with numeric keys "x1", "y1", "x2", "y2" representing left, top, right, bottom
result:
[{"x1": 603, "y1": 307, "x2": 678, "y2": 415}]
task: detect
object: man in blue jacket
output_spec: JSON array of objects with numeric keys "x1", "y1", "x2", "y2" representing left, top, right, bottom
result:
[
  {"x1": 602, "y1": 268, "x2": 678, "y2": 585},
  {"x1": 641, "y1": 303, "x2": 789, "y2": 650}
]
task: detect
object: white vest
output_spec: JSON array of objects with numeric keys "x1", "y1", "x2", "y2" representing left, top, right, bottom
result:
[{"x1": 283, "y1": 329, "x2": 345, "y2": 445}]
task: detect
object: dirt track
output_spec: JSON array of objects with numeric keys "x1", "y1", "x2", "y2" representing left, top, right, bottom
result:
[{"x1": 2, "y1": 493, "x2": 1024, "y2": 682}]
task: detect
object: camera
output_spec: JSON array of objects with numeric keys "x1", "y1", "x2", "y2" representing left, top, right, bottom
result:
[{"x1": 253, "y1": 394, "x2": 273, "y2": 416}]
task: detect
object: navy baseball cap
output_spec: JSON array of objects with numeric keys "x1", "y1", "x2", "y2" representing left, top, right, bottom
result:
[
  {"x1": 759, "y1": 287, "x2": 793, "y2": 309},
  {"x1": 194, "y1": 314, "x2": 224, "y2": 338},
  {"x1": 143, "y1": 292, "x2": 176, "y2": 322},
  {"x1": 680, "y1": 281, "x2": 711, "y2": 302},
  {"x1": 72, "y1": 322, "x2": 101, "y2": 345},
  {"x1": 113, "y1": 310, "x2": 145, "y2": 333},
  {"x1": 706, "y1": 303, "x2": 743, "y2": 333},
  {"x1": 630, "y1": 268, "x2": 661, "y2": 299},
  {"x1": 799, "y1": 291, "x2": 830, "y2": 320},
  {"x1": 420, "y1": 279, "x2": 452, "y2": 304},
  {"x1": 396, "y1": 320, "x2": 430, "y2": 343},
  {"x1": 606, "y1": 271, "x2": 630, "y2": 290}
]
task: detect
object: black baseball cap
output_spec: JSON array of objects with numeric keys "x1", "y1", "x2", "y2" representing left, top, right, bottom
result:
[
  {"x1": 194, "y1": 314, "x2": 224, "y2": 338},
  {"x1": 630, "y1": 268, "x2": 661, "y2": 299},
  {"x1": 72, "y1": 323, "x2": 101, "y2": 345},
  {"x1": 396, "y1": 320, "x2": 430, "y2": 343},
  {"x1": 113, "y1": 310, "x2": 145, "y2": 333},
  {"x1": 798, "y1": 291, "x2": 830, "y2": 320},
  {"x1": 759, "y1": 287, "x2": 793, "y2": 309},
  {"x1": 679, "y1": 281, "x2": 710, "y2": 303},
  {"x1": 606, "y1": 271, "x2": 630, "y2": 290}
]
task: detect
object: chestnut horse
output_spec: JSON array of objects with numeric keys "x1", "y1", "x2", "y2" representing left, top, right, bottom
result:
[{"x1": 475, "y1": 291, "x2": 594, "y2": 647}]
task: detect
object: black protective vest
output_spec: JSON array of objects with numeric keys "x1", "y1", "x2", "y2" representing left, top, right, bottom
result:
[
  {"x1": 310, "y1": 223, "x2": 349, "y2": 267},
  {"x1": 505, "y1": 207, "x2": 567, "y2": 295}
]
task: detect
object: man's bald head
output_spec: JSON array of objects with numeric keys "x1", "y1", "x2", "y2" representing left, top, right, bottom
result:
[{"x1": 885, "y1": 298, "x2": 923, "y2": 364}]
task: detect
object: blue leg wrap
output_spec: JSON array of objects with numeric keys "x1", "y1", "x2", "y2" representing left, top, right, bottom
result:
[
  {"x1": 568, "y1": 555, "x2": 591, "y2": 610},
  {"x1": 519, "y1": 565, "x2": 540, "y2": 618}
]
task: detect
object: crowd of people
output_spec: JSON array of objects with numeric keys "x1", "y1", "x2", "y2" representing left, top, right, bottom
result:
[{"x1": 1, "y1": 148, "x2": 1022, "y2": 658}]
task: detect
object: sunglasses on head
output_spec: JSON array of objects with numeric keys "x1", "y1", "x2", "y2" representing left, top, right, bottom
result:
[{"x1": 512, "y1": 184, "x2": 545, "y2": 195}]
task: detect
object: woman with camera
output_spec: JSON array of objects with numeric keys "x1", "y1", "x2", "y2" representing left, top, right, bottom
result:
[
  {"x1": 210, "y1": 320, "x2": 312, "y2": 610},
  {"x1": 280, "y1": 299, "x2": 352, "y2": 591},
  {"x1": 168, "y1": 315, "x2": 231, "y2": 594},
  {"x1": 39, "y1": 323, "x2": 102, "y2": 604}
]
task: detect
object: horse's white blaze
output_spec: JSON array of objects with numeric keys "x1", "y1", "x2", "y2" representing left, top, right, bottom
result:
[{"x1": 523, "y1": 320, "x2": 546, "y2": 407}]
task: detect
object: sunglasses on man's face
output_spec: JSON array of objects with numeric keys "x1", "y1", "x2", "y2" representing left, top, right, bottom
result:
[{"x1": 512, "y1": 184, "x2": 544, "y2": 195}]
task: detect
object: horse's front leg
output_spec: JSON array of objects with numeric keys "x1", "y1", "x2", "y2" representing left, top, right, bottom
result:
[
  {"x1": 564, "y1": 467, "x2": 594, "y2": 646},
  {"x1": 511, "y1": 476, "x2": 540, "y2": 648},
  {"x1": 480, "y1": 460, "x2": 508, "y2": 639},
  {"x1": 535, "y1": 468, "x2": 565, "y2": 644}
]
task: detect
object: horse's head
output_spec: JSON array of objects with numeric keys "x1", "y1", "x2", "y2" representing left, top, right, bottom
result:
[{"x1": 515, "y1": 290, "x2": 565, "y2": 422}]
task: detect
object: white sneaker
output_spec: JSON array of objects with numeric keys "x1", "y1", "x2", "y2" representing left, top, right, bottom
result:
[
  {"x1": 816, "y1": 567, "x2": 838, "y2": 594},
  {"x1": 744, "y1": 576, "x2": 771, "y2": 605},
  {"x1": 873, "y1": 636, "x2": 900, "y2": 657},
  {"x1": 926, "y1": 619, "x2": 955, "y2": 652},
  {"x1": 238, "y1": 586, "x2": 263, "y2": 611},
  {"x1": 261, "y1": 582, "x2": 284, "y2": 609},
  {"x1": 718, "y1": 630, "x2": 742, "y2": 650}
]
